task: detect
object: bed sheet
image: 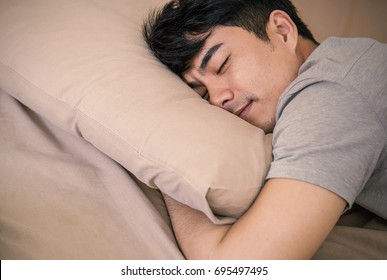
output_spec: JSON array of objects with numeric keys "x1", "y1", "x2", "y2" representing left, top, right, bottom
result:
[{"x1": 0, "y1": 89, "x2": 183, "y2": 259}]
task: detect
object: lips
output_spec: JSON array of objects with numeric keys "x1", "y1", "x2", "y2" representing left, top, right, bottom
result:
[{"x1": 235, "y1": 101, "x2": 252, "y2": 120}]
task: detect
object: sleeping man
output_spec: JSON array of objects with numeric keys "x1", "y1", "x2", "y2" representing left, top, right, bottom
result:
[{"x1": 142, "y1": 0, "x2": 387, "y2": 259}]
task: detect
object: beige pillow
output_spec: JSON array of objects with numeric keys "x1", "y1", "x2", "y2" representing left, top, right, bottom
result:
[{"x1": 0, "y1": 0, "x2": 272, "y2": 224}]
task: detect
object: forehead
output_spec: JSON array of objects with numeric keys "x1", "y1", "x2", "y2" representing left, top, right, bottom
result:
[
  {"x1": 194, "y1": 26, "x2": 260, "y2": 60},
  {"x1": 188, "y1": 26, "x2": 241, "y2": 69},
  {"x1": 198, "y1": 26, "x2": 236, "y2": 53},
  {"x1": 203, "y1": 26, "x2": 256, "y2": 46}
]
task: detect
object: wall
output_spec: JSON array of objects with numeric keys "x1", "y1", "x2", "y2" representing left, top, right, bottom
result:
[{"x1": 292, "y1": 0, "x2": 387, "y2": 43}]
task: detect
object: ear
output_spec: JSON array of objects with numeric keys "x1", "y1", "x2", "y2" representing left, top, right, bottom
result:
[{"x1": 267, "y1": 10, "x2": 298, "y2": 52}]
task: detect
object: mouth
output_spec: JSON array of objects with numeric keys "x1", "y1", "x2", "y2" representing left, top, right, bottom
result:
[{"x1": 235, "y1": 101, "x2": 253, "y2": 120}]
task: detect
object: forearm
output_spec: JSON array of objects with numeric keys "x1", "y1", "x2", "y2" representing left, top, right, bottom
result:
[
  {"x1": 164, "y1": 179, "x2": 345, "y2": 260},
  {"x1": 163, "y1": 194, "x2": 230, "y2": 259},
  {"x1": 164, "y1": 195, "x2": 273, "y2": 259}
]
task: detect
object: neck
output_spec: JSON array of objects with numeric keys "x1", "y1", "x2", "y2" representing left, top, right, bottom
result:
[{"x1": 297, "y1": 37, "x2": 318, "y2": 63}]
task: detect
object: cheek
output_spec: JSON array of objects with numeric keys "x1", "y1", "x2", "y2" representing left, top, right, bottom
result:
[
  {"x1": 230, "y1": 64, "x2": 264, "y2": 94},
  {"x1": 257, "y1": 63, "x2": 293, "y2": 98}
]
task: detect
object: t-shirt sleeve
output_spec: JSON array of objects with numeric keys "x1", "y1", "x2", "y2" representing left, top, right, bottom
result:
[{"x1": 267, "y1": 80, "x2": 385, "y2": 208}]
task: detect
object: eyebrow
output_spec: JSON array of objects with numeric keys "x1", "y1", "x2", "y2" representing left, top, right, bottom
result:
[{"x1": 200, "y1": 43, "x2": 223, "y2": 72}]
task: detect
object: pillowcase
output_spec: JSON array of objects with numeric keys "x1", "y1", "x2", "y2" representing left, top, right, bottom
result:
[{"x1": 0, "y1": 0, "x2": 272, "y2": 224}]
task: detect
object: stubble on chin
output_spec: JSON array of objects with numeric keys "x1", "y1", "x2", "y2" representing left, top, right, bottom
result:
[
  {"x1": 245, "y1": 95, "x2": 275, "y2": 134},
  {"x1": 261, "y1": 118, "x2": 276, "y2": 134}
]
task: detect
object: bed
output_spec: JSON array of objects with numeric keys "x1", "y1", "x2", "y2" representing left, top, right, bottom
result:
[{"x1": 1, "y1": 0, "x2": 386, "y2": 259}]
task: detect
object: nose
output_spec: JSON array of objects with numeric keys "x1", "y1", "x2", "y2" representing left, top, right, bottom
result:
[{"x1": 208, "y1": 84, "x2": 234, "y2": 110}]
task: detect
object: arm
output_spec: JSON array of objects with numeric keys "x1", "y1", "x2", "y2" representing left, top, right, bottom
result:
[{"x1": 164, "y1": 178, "x2": 346, "y2": 259}]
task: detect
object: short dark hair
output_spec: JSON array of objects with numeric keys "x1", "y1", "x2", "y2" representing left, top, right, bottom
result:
[{"x1": 142, "y1": 0, "x2": 317, "y2": 76}]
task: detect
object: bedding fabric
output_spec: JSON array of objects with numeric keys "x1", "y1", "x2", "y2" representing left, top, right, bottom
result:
[
  {"x1": 1, "y1": 0, "x2": 387, "y2": 260},
  {"x1": 0, "y1": 89, "x2": 183, "y2": 259},
  {"x1": 0, "y1": 0, "x2": 272, "y2": 224}
]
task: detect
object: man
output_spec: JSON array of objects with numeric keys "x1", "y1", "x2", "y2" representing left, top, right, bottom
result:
[{"x1": 143, "y1": 0, "x2": 387, "y2": 259}]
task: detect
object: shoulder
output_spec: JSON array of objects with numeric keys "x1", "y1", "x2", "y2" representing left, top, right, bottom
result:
[
  {"x1": 299, "y1": 37, "x2": 383, "y2": 79},
  {"x1": 276, "y1": 37, "x2": 387, "y2": 125},
  {"x1": 269, "y1": 80, "x2": 385, "y2": 209},
  {"x1": 268, "y1": 37, "x2": 387, "y2": 217}
]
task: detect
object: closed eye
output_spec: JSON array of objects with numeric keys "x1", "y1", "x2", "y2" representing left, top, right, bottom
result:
[
  {"x1": 201, "y1": 90, "x2": 209, "y2": 101},
  {"x1": 217, "y1": 55, "x2": 230, "y2": 75},
  {"x1": 187, "y1": 83, "x2": 209, "y2": 101}
]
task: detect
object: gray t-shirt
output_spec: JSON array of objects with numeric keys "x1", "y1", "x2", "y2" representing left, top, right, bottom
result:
[{"x1": 267, "y1": 37, "x2": 387, "y2": 219}]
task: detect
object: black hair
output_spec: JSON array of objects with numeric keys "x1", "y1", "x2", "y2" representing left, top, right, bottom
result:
[{"x1": 142, "y1": 0, "x2": 317, "y2": 76}]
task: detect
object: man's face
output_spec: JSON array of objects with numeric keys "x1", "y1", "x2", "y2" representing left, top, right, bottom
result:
[{"x1": 183, "y1": 26, "x2": 300, "y2": 133}]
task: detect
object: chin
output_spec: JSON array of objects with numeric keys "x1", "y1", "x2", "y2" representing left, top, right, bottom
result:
[{"x1": 258, "y1": 119, "x2": 275, "y2": 134}]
